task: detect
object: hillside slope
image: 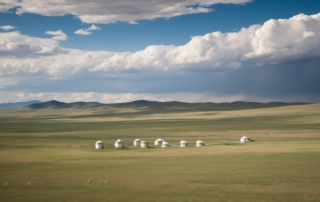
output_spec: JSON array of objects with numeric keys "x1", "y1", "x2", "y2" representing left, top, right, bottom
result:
[{"x1": 0, "y1": 100, "x2": 42, "y2": 109}]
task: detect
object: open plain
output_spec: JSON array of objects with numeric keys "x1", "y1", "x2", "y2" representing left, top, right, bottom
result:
[{"x1": 1, "y1": 102, "x2": 320, "y2": 202}]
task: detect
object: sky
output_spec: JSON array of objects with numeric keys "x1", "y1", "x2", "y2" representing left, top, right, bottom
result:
[{"x1": 0, "y1": 0, "x2": 320, "y2": 103}]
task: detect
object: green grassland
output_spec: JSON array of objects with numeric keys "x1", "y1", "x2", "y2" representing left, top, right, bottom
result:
[{"x1": 1, "y1": 103, "x2": 320, "y2": 201}]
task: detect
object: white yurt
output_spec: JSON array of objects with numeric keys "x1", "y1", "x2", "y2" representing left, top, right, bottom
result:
[
  {"x1": 155, "y1": 138, "x2": 164, "y2": 146},
  {"x1": 240, "y1": 136, "x2": 250, "y2": 143},
  {"x1": 134, "y1": 139, "x2": 141, "y2": 146},
  {"x1": 162, "y1": 141, "x2": 169, "y2": 147},
  {"x1": 180, "y1": 140, "x2": 188, "y2": 147},
  {"x1": 196, "y1": 140, "x2": 204, "y2": 147},
  {"x1": 95, "y1": 140, "x2": 104, "y2": 149},
  {"x1": 140, "y1": 141, "x2": 148, "y2": 148},
  {"x1": 115, "y1": 139, "x2": 124, "y2": 148}
]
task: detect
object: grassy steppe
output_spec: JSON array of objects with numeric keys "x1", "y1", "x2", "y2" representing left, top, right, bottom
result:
[{"x1": 1, "y1": 104, "x2": 320, "y2": 201}]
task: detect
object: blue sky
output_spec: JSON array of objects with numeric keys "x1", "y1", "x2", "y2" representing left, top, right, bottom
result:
[
  {"x1": 0, "y1": 0, "x2": 320, "y2": 103},
  {"x1": 3, "y1": 0, "x2": 320, "y2": 52}
]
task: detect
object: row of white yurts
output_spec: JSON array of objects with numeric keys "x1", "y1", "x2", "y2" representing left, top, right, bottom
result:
[
  {"x1": 115, "y1": 139, "x2": 205, "y2": 148},
  {"x1": 97, "y1": 138, "x2": 203, "y2": 149},
  {"x1": 96, "y1": 139, "x2": 150, "y2": 149},
  {"x1": 155, "y1": 139, "x2": 205, "y2": 147},
  {"x1": 96, "y1": 136, "x2": 250, "y2": 149}
]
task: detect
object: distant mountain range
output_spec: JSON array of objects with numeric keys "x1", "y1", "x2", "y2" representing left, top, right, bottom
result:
[
  {"x1": 0, "y1": 100, "x2": 42, "y2": 109},
  {"x1": 23, "y1": 100, "x2": 310, "y2": 111}
]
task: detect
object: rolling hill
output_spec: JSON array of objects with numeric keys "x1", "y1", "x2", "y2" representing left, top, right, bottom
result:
[{"x1": 25, "y1": 99, "x2": 310, "y2": 111}]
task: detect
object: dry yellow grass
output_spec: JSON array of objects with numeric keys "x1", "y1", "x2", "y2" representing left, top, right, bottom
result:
[{"x1": 0, "y1": 104, "x2": 320, "y2": 201}]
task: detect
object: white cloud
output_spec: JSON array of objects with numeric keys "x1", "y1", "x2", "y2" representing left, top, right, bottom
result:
[
  {"x1": 45, "y1": 30, "x2": 68, "y2": 41},
  {"x1": 0, "y1": 0, "x2": 251, "y2": 24},
  {"x1": 74, "y1": 25, "x2": 101, "y2": 35},
  {"x1": 243, "y1": 14, "x2": 320, "y2": 63},
  {"x1": 0, "y1": 91, "x2": 173, "y2": 103},
  {"x1": 0, "y1": 31, "x2": 68, "y2": 57},
  {"x1": 87, "y1": 25, "x2": 101, "y2": 30},
  {"x1": 0, "y1": 25, "x2": 17, "y2": 30},
  {"x1": 74, "y1": 29, "x2": 91, "y2": 35},
  {"x1": 0, "y1": 13, "x2": 320, "y2": 79}
]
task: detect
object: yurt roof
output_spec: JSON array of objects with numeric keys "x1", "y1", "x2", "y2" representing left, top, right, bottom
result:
[
  {"x1": 241, "y1": 136, "x2": 248, "y2": 139},
  {"x1": 115, "y1": 139, "x2": 123, "y2": 143},
  {"x1": 162, "y1": 141, "x2": 168, "y2": 144},
  {"x1": 96, "y1": 140, "x2": 103, "y2": 144},
  {"x1": 196, "y1": 140, "x2": 203, "y2": 143},
  {"x1": 180, "y1": 140, "x2": 187, "y2": 143},
  {"x1": 134, "y1": 139, "x2": 141, "y2": 142},
  {"x1": 156, "y1": 138, "x2": 163, "y2": 141}
]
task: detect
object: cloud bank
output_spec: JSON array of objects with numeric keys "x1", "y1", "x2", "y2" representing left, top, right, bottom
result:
[
  {"x1": 0, "y1": 91, "x2": 172, "y2": 103},
  {"x1": 0, "y1": 13, "x2": 320, "y2": 79},
  {"x1": 1, "y1": 13, "x2": 320, "y2": 103},
  {"x1": 0, "y1": 0, "x2": 251, "y2": 24}
]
